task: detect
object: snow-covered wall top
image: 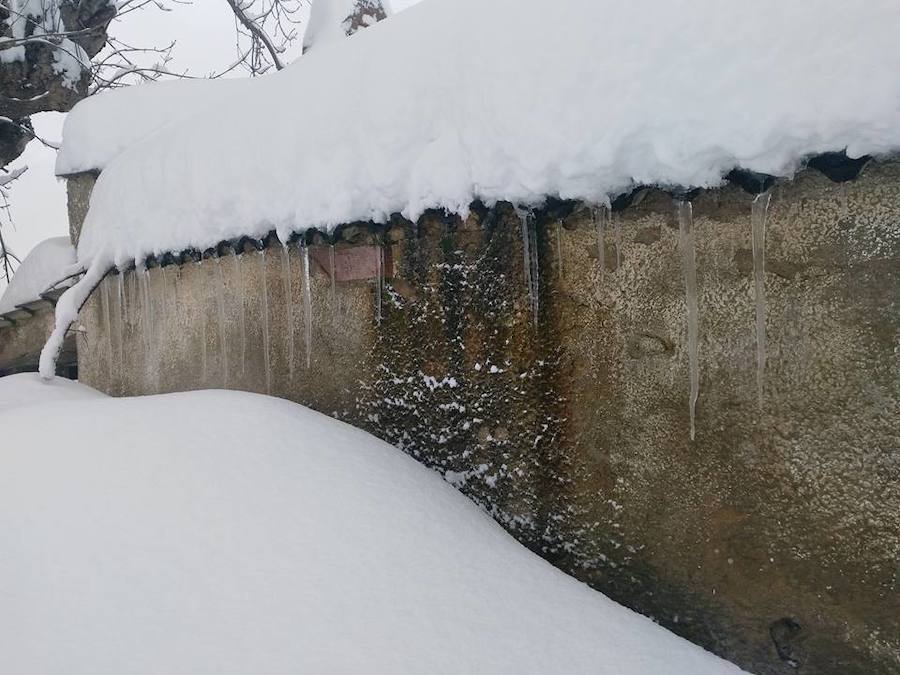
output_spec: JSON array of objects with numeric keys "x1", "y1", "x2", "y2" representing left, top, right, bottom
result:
[
  {"x1": 61, "y1": 0, "x2": 900, "y2": 269},
  {"x1": 0, "y1": 237, "x2": 75, "y2": 315}
]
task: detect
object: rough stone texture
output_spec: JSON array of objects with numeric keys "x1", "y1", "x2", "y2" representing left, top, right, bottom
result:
[
  {"x1": 0, "y1": 307, "x2": 75, "y2": 375},
  {"x1": 74, "y1": 163, "x2": 900, "y2": 675},
  {"x1": 65, "y1": 171, "x2": 97, "y2": 247}
]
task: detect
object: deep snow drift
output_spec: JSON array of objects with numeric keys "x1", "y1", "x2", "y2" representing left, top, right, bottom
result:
[
  {"x1": 58, "y1": 0, "x2": 900, "y2": 270},
  {"x1": 0, "y1": 236, "x2": 75, "y2": 314},
  {"x1": 0, "y1": 374, "x2": 747, "y2": 674}
]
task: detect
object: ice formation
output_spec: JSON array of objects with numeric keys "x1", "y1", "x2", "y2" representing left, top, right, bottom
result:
[
  {"x1": 40, "y1": 0, "x2": 900, "y2": 377},
  {"x1": 751, "y1": 191, "x2": 772, "y2": 410},
  {"x1": 677, "y1": 201, "x2": 700, "y2": 441}
]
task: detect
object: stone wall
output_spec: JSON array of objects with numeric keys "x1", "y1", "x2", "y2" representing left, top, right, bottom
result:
[
  {"x1": 72, "y1": 163, "x2": 900, "y2": 674},
  {"x1": 0, "y1": 307, "x2": 75, "y2": 376}
]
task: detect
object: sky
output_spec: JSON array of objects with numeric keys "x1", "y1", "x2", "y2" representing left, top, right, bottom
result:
[{"x1": 3, "y1": 0, "x2": 421, "y2": 285}]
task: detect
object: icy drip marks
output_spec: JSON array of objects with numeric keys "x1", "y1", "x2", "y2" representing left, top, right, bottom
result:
[
  {"x1": 214, "y1": 258, "x2": 229, "y2": 388},
  {"x1": 751, "y1": 190, "x2": 772, "y2": 411},
  {"x1": 516, "y1": 208, "x2": 540, "y2": 330},
  {"x1": 301, "y1": 243, "x2": 313, "y2": 370},
  {"x1": 280, "y1": 245, "x2": 295, "y2": 380},
  {"x1": 259, "y1": 251, "x2": 272, "y2": 395},
  {"x1": 677, "y1": 200, "x2": 700, "y2": 441},
  {"x1": 593, "y1": 206, "x2": 607, "y2": 280}
]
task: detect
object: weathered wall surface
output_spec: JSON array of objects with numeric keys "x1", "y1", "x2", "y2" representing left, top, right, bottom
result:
[
  {"x1": 0, "y1": 308, "x2": 75, "y2": 376},
  {"x1": 74, "y1": 163, "x2": 900, "y2": 674}
]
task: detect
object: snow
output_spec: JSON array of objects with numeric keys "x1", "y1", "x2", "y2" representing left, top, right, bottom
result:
[
  {"x1": 0, "y1": 371, "x2": 100, "y2": 412},
  {"x1": 1, "y1": 0, "x2": 98, "y2": 87},
  {"x1": 303, "y1": 0, "x2": 391, "y2": 52},
  {"x1": 57, "y1": 0, "x2": 900, "y2": 276},
  {"x1": 0, "y1": 236, "x2": 75, "y2": 314},
  {"x1": 0, "y1": 374, "x2": 747, "y2": 675}
]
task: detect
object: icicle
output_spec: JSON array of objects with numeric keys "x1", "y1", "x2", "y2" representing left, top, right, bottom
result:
[
  {"x1": 139, "y1": 265, "x2": 152, "y2": 356},
  {"x1": 374, "y1": 242, "x2": 383, "y2": 325},
  {"x1": 235, "y1": 255, "x2": 247, "y2": 377},
  {"x1": 516, "y1": 208, "x2": 540, "y2": 330},
  {"x1": 280, "y1": 244, "x2": 295, "y2": 380},
  {"x1": 161, "y1": 265, "x2": 172, "y2": 315},
  {"x1": 594, "y1": 206, "x2": 607, "y2": 280},
  {"x1": 751, "y1": 190, "x2": 772, "y2": 411},
  {"x1": 329, "y1": 244, "x2": 337, "y2": 314},
  {"x1": 115, "y1": 271, "x2": 126, "y2": 383},
  {"x1": 613, "y1": 212, "x2": 622, "y2": 269},
  {"x1": 556, "y1": 220, "x2": 564, "y2": 280},
  {"x1": 677, "y1": 200, "x2": 700, "y2": 441},
  {"x1": 215, "y1": 257, "x2": 229, "y2": 387},
  {"x1": 199, "y1": 263, "x2": 208, "y2": 387},
  {"x1": 117, "y1": 271, "x2": 126, "y2": 326},
  {"x1": 301, "y1": 243, "x2": 313, "y2": 369},
  {"x1": 100, "y1": 275, "x2": 115, "y2": 385},
  {"x1": 259, "y1": 250, "x2": 272, "y2": 395}
]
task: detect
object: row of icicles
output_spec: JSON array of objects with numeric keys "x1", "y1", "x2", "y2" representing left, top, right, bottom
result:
[
  {"x1": 98, "y1": 197, "x2": 772, "y2": 440},
  {"x1": 516, "y1": 192, "x2": 773, "y2": 441},
  {"x1": 97, "y1": 243, "x2": 380, "y2": 396}
]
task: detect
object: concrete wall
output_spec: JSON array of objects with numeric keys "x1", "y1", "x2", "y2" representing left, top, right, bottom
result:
[{"x1": 72, "y1": 163, "x2": 900, "y2": 674}]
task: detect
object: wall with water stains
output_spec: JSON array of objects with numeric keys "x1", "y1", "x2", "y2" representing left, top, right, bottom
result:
[{"x1": 70, "y1": 162, "x2": 900, "y2": 674}]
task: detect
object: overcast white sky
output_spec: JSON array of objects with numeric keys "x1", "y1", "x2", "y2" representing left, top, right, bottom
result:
[{"x1": 4, "y1": 0, "x2": 422, "y2": 275}]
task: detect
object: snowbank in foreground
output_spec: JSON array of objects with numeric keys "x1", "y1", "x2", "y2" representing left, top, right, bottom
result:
[
  {"x1": 0, "y1": 375, "x2": 747, "y2": 675},
  {"x1": 62, "y1": 0, "x2": 900, "y2": 269},
  {"x1": 0, "y1": 372, "x2": 101, "y2": 413},
  {"x1": 0, "y1": 237, "x2": 75, "y2": 314}
]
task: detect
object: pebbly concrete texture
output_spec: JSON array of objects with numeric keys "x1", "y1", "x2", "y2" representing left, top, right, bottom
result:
[{"x1": 71, "y1": 163, "x2": 899, "y2": 674}]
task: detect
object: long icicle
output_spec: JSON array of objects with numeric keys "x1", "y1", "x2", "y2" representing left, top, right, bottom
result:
[
  {"x1": 260, "y1": 250, "x2": 272, "y2": 395},
  {"x1": 280, "y1": 244, "x2": 295, "y2": 381},
  {"x1": 236, "y1": 254, "x2": 247, "y2": 377},
  {"x1": 594, "y1": 205, "x2": 607, "y2": 280},
  {"x1": 677, "y1": 200, "x2": 700, "y2": 441},
  {"x1": 301, "y1": 243, "x2": 313, "y2": 369},
  {"x1": 100, "y1": 275, "x2": 115, "y2": 387},
  {"x1": 215, "y1": 257, "x2": 229, "y2": 388},
  {"x1": 556, "y1": 220, "x2": 564, "y2": 280},
  {"x1": 199, "y1": 262, "x2": 209, "y2": 387},
  {"x1": 116, "y1": 272, "x2": 127, "y2": 385},
  {"x1": 751, "y1": 190, "x2": 772, "y2": 410},
  {"x1": 329, "y1": 244, "x2": 337, "y2": 317},
  {"x1": 613, "y1": 211, "x2": 622, "y2": 270},
  {"x1": 517, "y1": 208, "x2": 539, "y2": 330},
  {"x1": 374, "y1": 241, "x2": 383, "y2": 326}
]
